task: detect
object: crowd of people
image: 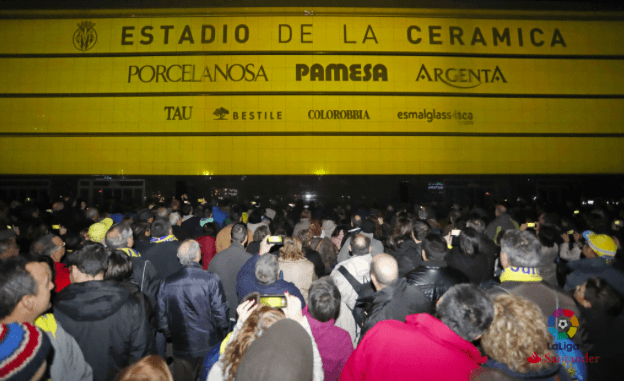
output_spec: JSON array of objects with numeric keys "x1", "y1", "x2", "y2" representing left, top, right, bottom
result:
[{"x1": 0, "y1": 193, "x2": 623, "y2": 381}]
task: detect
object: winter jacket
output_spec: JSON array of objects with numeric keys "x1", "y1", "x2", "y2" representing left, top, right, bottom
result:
[
  {"x1": 236, "y1": 254, "x2": 306, "y2": 307},
  {"x1": 198, "y1": 235, "x2": 218, "y2": 270},
  {"x1": 54, "y1": 261, "x2": 71, "y2": 292},
  {"x1": 484, "y1": 213, "x2": 518, "y2": 243},
  {"x1": 564, "y1": 256, "x2": 624, "y2": 296},
  {"x1": 405, "y1": 260, "x2": 470, "y2": 305},
  {"x1": 303, "y1": 246, "x2": 326, "y2": 278},
  {"x1": 341, "y1": 313, "x2": 488, "y2": 381},
  {"x1": 302, "y1": 306, "x2": 353, "y2": 381},
  {"x1": 579, "y1": 306, "x2": 624, "y2": 381},
  {"x1": 54, "y1": 280, "x2": 153, "y2": 381},
  {"x1": 208, "y1": 242, "x2": 253, "y2": 319},
  {"x1": 337, "y1": 232, "x2": 383, "y2": 264},
  {"x1": 211, "y1": 206, "x2": 228, "y2": 228},
  {"x1": 386, "y1": 239, "x2": 422, "y2": 277},
  {"x1": 471, "y1": 359, "x2": 571, "y2": 381},
  {"x1": 35, "y1": 313, "x2": 93, "y2": 381},
  {"x1": 446, "y1": 247, "x2": 496, "y2": 286},
  {"x1": 536, "y1": 244, "x2": 559, "y2": 288},
  {"x1": 127, "y1": 255, "x2": 159, "y2": 309},
  {"x1": 158, "y1": 262, "x2": 229, "y2": 358},
  {"x1": 181, "y1": 215, "x2": 203, "y2": 238},
  {"x1": 331, "y1": 253, "x2": 372, "y2": 310},
  {"x1": 142, "y1": 240, "x2": 182, "y2": 280},
  {"x1": 215, "y1": 224, "x2": 253, "y2": 253},
  {"x1": 279, "y1": 258, "x2": 317, "y2": 302},
  {"x1": 358, "y1": 278, "x2": 430, "y2": 340}
]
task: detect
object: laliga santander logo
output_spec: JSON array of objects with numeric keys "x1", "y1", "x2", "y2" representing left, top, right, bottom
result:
[
  {"x1": 548, "y1": 308, "x2": 579, "y2": 340},
  {"x1": 527, "y1": 352, "x2": 542, "y2": 364}
]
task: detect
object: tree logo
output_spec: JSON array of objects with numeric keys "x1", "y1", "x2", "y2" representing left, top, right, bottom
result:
[
  {"x1": 213, "y1": 107, "x2": 230, "y2": 120},
  {"x1": 73, "y1": 21, "x2": 97, "y2": 52}
]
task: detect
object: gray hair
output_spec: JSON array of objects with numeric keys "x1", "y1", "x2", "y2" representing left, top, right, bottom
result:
[
  {"x1": 157, "y1": 207, "x2": 169, "y2": 218},
  {"x1": 105, "y1": 224, "x2": 133, "y2": 249},
  {"x1": 85, "y1": 207, "x2": 99, "y2": 220},
  {"x1": 255, "y1": 254, "x2": 279, "y2": 285},
  {"x1": 169, "y1": 212, "x2": 181, "y2": 226},
  {"x1": 178, "y1": 239, "x2": 201, "y2": 266},
  {"x1": 30, "y1": 234, "x2": 58, "y2": 257},
  {"x1": 500, "y1": 230, "x2": 542, "y2": 268}
]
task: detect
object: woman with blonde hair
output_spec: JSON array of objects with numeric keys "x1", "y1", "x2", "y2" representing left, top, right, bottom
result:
[
  {"x1": 471, "y1": 294, "x2": 572, "y2": 381},
  {"x1": 116, "y1": 355, "x2": 173, "y2": 381},
  {"x1": 278, "y1": 236, "x2": 317, "y2": 301}
]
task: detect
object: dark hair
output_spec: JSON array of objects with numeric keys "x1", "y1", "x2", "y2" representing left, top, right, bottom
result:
[
  {"x1": 0, "y1": 257, "x2": 38, "y2": 319},
  {"x1": 466, "y1": 218, "x2": 486, "y2": 233},
  {"x1": 448, "y1": 209, "x2": 462, "y2": 224},
  {"x1": 248, "y1": 210, "x2": 262, "y2": 224},
  {"x1": 537, "y1": 226, "x2": 559, "y2": 248},
  {"x1": 422, "y1": 234, "x2": 448, "y2": 261},
  {"x1": 105, "y1": 251, "x2": 133, "y2": 282},
  {"x1": 64, "y1": 234, "x2": 85, "y2": 252},
  {"x1": 181, "y1": 204, "x2": 193, "y2": 216},
  {"x1": 361, "y1": 219, "x2": 376, "y2": 234},
  {"x1": 151, "y1": 218, "x2": 171, "y2": 238},
  {"x1": 459, "y1": 228, "x2": 480, "y2": 256},
  {"x1": 350, "y1": 234, "x2": 371, "y2": 256},
  {"x1": 307, "y1": 277, "x2": 341, "y2": 322},
  {"x1": 253, "y1": 225, "x2": 270, "y2": 242},
  {"x1": 351, "y1": 214, "x2": 362, "y2": 228},
  {"x1": 30, "y1": 234, "x2": 58, "y2": 258},
  {"x1": 231, "y1": 223, "x2": 248, "y2": 244},
  {"x1": 230, "y1": 206, "x2": 243, "y2": 223},
  {"x1": 202, "y1": 222, "x2": 218, "y2": 238},
  {"x1": 584, "y1": 276, "x2": 623, "y2": 315},
  {"x1": 66, "y1": 242, "x2": 109, "y2": 277},
  {"x1": 436, "y1": 284, "x2": 494, "y2": 342},
  {"x1": 390, "y1": 218, "x2": 413, "y2": 249},
  {"x1": 413, "y1": 220, "x2": 430, "y2": 241},
  {"x1": 132, "y1": 222, "x2": 150, "y2": 242}
]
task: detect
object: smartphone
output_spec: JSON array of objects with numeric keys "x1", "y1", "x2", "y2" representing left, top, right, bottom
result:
[
  {"x1": 574, "y1": 210, "x2": 580, "y2": 214},
  {"x1": 52, "y1": 225, "x2": 60, "y2": 230},
  {"x1": 6, "y1": 225, "x2": 12, "y2": 229},
  {"x1": 568, "y1": 230, "x2": 575, "y2": 235},
  {"x1": 259, "y1": 295, "x2": 288, "y2": 308},
  {"x1": 615, "y1": 220, "x2": 623, "y2": 226},
  {"x1": 46, "y1": 209, "x2": 52, "y2": 213},
  {"x1": 451, "y1": 229, "x2": 461, "y2": 236},
  {"x1": 198, "y1": 198, "x2": 205, "y2": 203},
  {"x1": 250, "y1": 201, "x2": 256, "y2": 205},
  {"x1": 267, "y1": 236, "x2": 284, "y2": 245},
  {"x1": 526, "y1": 222, "x2": 535, "y2": 228}
]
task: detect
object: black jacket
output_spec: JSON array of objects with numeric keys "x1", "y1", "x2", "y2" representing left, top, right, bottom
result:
[
  {"x1": 446, "y1": 247, "x2": 496, "y2": 286},
  {"x1": 181, "y1": 215, "x2": 203, "y2": 239},
  {"x1": 158, "y1": 262, "x2": 229, "y2": 358},
  {"x1": 54, "y1": 280, "x2": 154, "y2": 381},
  {"x1": 129, "y1": 256, "x2": 160, "y2": 309},
  {"x1": 386, "y1": 240, "x2": 422, "y2": 277},
  {"x1": 359, "y1": 278, "x2": 430, "y2": 340},
  {"x1": 143, "y1": 241, "x2": 183, "y2": 280},
  {"x1": 404, "y1": 260, "x2": 470, "y2": 305}
]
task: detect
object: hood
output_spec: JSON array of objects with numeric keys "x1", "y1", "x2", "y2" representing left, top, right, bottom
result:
[
  {"x1": 322, "y1": 220, "x2": 337, "y2": 238},
  {"x1": 54, "y1": 280, "x2": 131, "y2": 321}
]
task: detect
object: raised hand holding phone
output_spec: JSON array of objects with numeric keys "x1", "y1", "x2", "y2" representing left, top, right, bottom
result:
[{"x1": 283, "y1": 292, "x2": 303, "y2": 322}]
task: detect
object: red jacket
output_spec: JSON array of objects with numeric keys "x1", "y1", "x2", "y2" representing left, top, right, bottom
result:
[
  {"x1": 54, "y1": 262, "x2": 71, "y2": 292},
  {"x1": 340, "y1": 313, "x2": 487, "y2": 381},
  {"x1": 197, "y1": 235, "x2": 217, "y2": 271}
]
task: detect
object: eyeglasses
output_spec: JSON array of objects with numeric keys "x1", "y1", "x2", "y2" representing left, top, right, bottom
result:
[{"x1": 53, "y1": 243, "x2": 66, "y2": 253}]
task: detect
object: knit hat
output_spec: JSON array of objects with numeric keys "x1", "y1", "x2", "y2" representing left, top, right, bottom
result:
[
  {"x1": 0, "y1": 322, "x2": 51, "y2": 380},
  {"x1": 88, "y1": 218, "x2": 113, "y2": 243},
  {"x1": 322, "y1": 220, "x2": 337, "y2": 238},
  {"x1": 583, "y1": 230, "x2": 617, "y2": 257},
  {"x1": 236, "y1": 319, "x2": 313, "y2": 381}
]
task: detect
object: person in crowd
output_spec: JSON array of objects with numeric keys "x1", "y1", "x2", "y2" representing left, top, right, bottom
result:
[
  {"x1": 143, "y1": 218, "x2": 182, "y2": 279},
  {"x1": 331, "y1": 234, "x2": 373, "y2": 312},
  {"x1": 30, "y1": 233, "x2": 71, "y2": 292},
  {"x1": 466, "y1": 217, "x2": 486, "y2": 234},
  {"x1": 296, "y1": 221, "x2": 327, "y2": 279},
  {"x1": 302, "y1": 277, "x2": 353, "y2": 380},
  {"x1": 488, "y1": 230, "x2": 587, "y2": 351},
  {"x1": 337, "y1": 219, "x2": 384, "y2": 263},
  {"x1": 209, "y1": 223, "x2": 254, "y2": 321},
  {"x1": 215, "y1": 208, "x2": 253, "y2": 253},
  {"x1": 245, "y1": 224, "x2": 269, "y2": 255},
  {"x1": 386, "y1": 218, "x2": 422, "y2": 276},
  {"x1": 474, "y1": 294, "x2": 572, "y2": 381},
  {"x1": 0, "y1": 228, "x2": 19, "y2": 261},
  {"x1": 158, "y1": 240, "x2": 229, "y2": 381},
  {"x1": 341, "y1": 284, "x2": 494, "y2": 381},
  {"x1": 209, "y1": 295, "x2": 323, "y2": 381},
  {"x1": 293, "y1": 208, "x2": 312, "y2": 238},
  {"x1": 309, "y1": 229, "x2": 339, "y2": 276},
  {"x1": 405, "y1": 233, "x2": 469, "y2": 306},
  {"x1": 446, "y1": 228, "x2": 496, "y2": 286},
  {"x1": 535, "y1": 225, "x2": 560, "y2": 287},
  {"x1": 359, "y1": 253, "x2": 429, "y2": 340},
  {"x1": 560, "y1": 229, "x2": 583, "y2": 261},
  {"x1": 87, "y1": 217, "x2": 113, "y2": 244},
  {"x1": 564, "y1": 230, "x2": 624, "y2": 295},
  {"x1": 132, "y1": 221, "x2": 152, "y2": 253},
  {"x1": 443, "y1": 209, "x2": 462, "y2": 236},
  {"x1": 138, "y1": 209, "x2": 155, "y2": 225},
  {"x1": 278, "y1": 236, "x2": 317, "y2": 302},
  {"x1": 116, "y1": 355, "x2": 173, "y2": 381},
  {"x1": 198, "y1": 221, "x2": 219, "y2": 270},
  {"x1": 0, "y1": 322, "x2": 52, "y2": 381},
  {"x1": 572, "y1": 276, "x2": 624, "y2": 380},
  {"x1": 246, "y1": 209, "x2": 269, "y2": 235},
  {"x1": 170, "y1": 212, "x2": 190, "y2": 241},
  {"x1": 0, "y1": 257, "x2": 93, "y2": 381},
  {"x1": 484, "y1": 202, "x2": 519, "y2": 243},
  {"x1": 180, "y1": 204, "x2": 202, "y2": 239},
  {"x1": 54, "y1": 242, "x2": 153, "y2": 381}
]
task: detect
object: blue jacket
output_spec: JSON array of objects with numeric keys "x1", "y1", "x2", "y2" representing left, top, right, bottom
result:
[
  {"x1": 158, "y1": 262, "x2": 229, "y2": 358},
  {"x1": 564, "y1": 257, "x2": 624, "y2": 296},
  {"x1": 236, "y1": 254, "x2": 307, "y2": 307},
  {"x1": 212, "y1": 206, "x2": 228, "y2": 228}
]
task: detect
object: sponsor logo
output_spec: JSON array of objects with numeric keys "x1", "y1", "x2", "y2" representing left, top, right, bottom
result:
[
  {"x1": 213, "y1": 107, "x2": 283, "y2": 120},
  {"x1": 548, "y1": 308, "x2": 579, "y2": 340},
  {"x1": 128, "y1": 64, "x2": 267, "y2": 83},
  {"x1": 308, "y1": 110, "x2": 370, "y2": 120},
  {"x1": 296, "y1": 64, "x2": 387, "y2": 81},
  {"x1": 415, "y1": 64, "x2": 506, "y2": 89},
  {"x1": 213, "y1": 107, "x2": 230, "y2": 120},
  {"x1": 73, "y1": 21, "x2": 97, "y2": 52}
]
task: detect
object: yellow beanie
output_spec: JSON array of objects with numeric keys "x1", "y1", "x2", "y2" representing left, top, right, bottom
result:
[{"x1": 88, "y1": 218, "x2": 113, "y2": 243}]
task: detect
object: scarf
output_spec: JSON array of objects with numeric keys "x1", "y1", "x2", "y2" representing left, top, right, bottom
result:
[
  {"x1": 500, "y1": 267, "x2": 543, "y2": 282},
  {"x1": 119, "y1": 248, "x2": 141, "y2": 257},
  {"x1": 150, "y1": 235, "x2": 178, "y2": 244}
]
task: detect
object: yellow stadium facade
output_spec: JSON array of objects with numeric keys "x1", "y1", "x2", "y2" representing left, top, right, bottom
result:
[{"x1": 0, "y1": 7, "x2": 622, "y2": 176}]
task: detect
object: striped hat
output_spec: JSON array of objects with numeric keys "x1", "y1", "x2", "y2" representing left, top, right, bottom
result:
[
  {"x1": 583, "y1": 231, "x2": 617, "y2": 257},
  {"x1": 0, "y1": 322, "x2": 51, "y2": 380}
]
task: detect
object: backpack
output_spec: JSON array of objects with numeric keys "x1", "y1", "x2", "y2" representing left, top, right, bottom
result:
[{"x1": 337, "y1": 266, "x2": 376, "y2": 328}]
